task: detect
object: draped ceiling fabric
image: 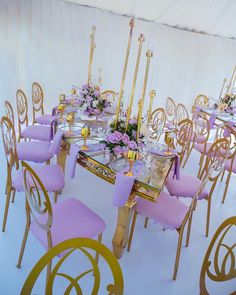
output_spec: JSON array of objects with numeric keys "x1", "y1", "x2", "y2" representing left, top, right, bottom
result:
[{"x1": 0, "y1": 0, "x2": 236, "y2": 119}]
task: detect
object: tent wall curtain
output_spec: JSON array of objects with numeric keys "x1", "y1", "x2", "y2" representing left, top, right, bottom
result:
[{"x1": 1, "y1": 0, "x2": 236, "y2": 119}]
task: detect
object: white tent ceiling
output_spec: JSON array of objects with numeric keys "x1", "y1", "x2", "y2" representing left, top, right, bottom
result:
[{"x1": 65, "y1": 0, "x2": 236, "y2": 40}]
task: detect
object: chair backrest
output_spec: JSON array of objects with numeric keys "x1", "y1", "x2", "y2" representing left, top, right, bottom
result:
[
  {"x1": 176, "y1": 103, "x2": 189, "y2": 125},
  {"x1": 149, "y1": 107, "x2": 166, "y2": 134},
  {"x1": 0, "y1": 116, "x2": 19, "y2": 175},
  {"x1": 193, "y1": 113, "x2": 211, "y2": 144},
  {"x1": 21, "y1": 238, "x2": 124, "y2": 295},
  {"x1": 176, "y1": 119, "x2": 193, "y2": 163},
  {"x1": 200, "y1": 216, "x2": 236, "y2": 295},
  {"x1": 194, "y1": 94, "x2": 209, "y2": 107},
  {"x1": 22, "y1": 161, "x2": 53, "y2": 237},
  {"x1": 101, "y1": 90, "x2": 117, "y2": 102},
  {"x1": 5, "y1": 100, "x2": 15, "y2": 128},
  {"x1": 165, "y1": 97, "x2": 176, "y2": 124},
  {"x1": 16, "y1": 89, "x2": 28, "y2": 140},
  {"x1": 32, "y1": 82, "x2": 44, "y2": 123}
]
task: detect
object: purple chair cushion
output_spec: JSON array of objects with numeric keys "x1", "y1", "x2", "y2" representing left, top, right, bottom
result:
[
  {"x1": 225, "y1": 157, "x2": 236, "y2": 173},
  {"x1": 36, "y1": 114, "x2": 56, "y2": 126},
  {"x1": 194, "y1": 142, "x2": 213, "y2": 154},
  {"x1": 165, "y1": 173, "x2": 208, "y2": 200},
  {"x1": 190, "y1": 134, "x2": 206, "y2": 143},
  {"x1": 22, "y1": 125, "x2": 51, "y2": 141},
  {"x1": 30, "y1": 198, "x2": 106, "y2": 249},
  {"x1": 135, "y1": 191, "x2": 188, "y2": 229},
  {"x1": 49, "y1": 130, "x2": 64, "y2": 156},
  {"x1": 13, "y1": 164, "x2": 65, "y2": 192},
  {"x1": 17, "y1": 141, "x2": 51, "y2": 163}
]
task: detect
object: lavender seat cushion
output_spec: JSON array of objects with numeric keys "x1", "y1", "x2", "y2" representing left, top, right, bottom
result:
[
  {"x1": 22, "y1": 125, "x2": 51, "y2": 141},
  {"x1": 225, "y1": 157, "x2": 236, "y2": 173},
  {"x1": 17, "y1": 141, "x2": 51, "y2": 163},
  {"x1": 190, "y1": 134, "x2": 206, "y2": 143},
  {"x1": 165, "y1": 173, "x2": 208, "y2": 200},
  {"x1": 36, "y1": 114, "x2": 56, "y2": 126},
  {"x1": 194, "y1": 142, "x2": 212, "y2": 154},
  {"x1": 30, "y1": 198, "x2": 106, "y2": 249},
  {"x1": 13, "y1": 164, "x2": 65, "y2": 192},
  {"x1": 135, "y1": 191, "x2": 188, "y2": 229}
]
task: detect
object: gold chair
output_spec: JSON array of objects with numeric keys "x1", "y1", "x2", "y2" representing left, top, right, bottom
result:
[
  {"x1": 148, "y1": 107, "x2": 166, "y2": 140},
  {"x1": 21, "y1": 237, "x2": 124, "y2": 295},
  {"x1": 165, "y1": 97, "x2": 176, "y2": 127},
  {"x1": 200, "y1": 216, "x2": 236, "y2": 295},
  {"x1": 176, "y1": 118, "x2": 193, "y2": 165},
  {"x1": 194, "y1": 94, "x2": 209, "y2": 107},
  {"x1": 16, "y1": 89, "x2": 28, "y2": 142},
  {"x1": 176, "y1": 103, "x2": 189, "y2": 125},
  {"x1": 32, "y1": 82, "x2": 44, "y2": 124},
  {"x1": 5, "y1": 100, "x2": 15, "y2": 128}
]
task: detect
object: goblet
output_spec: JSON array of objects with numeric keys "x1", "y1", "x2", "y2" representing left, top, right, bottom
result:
[
  {"x1": 71, "y1": 88, "x2": 77, "y2": 95},
  {"x1": 125, "y1": 149, "x2": 139, "y2": 177},
  {"x1": 59, "y1": 94, "x2": 66, "y2": 104},
  {"x1": 66, "y1": 113, "x2": 75, "y2": 134},
  {"x1": 164, "y1": 131, "x2": 174, "y2": 155},
  {"x1": 81, "y1": 127, "x2": 91, "y2": 150},
  {"x1": 58, "y1": 104, "x2": 66, "y2": 122}
]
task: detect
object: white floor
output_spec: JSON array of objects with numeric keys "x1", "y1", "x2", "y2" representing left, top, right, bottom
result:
[{"x1": 0, "y1": 142, "x2": 235, "y2": 294}]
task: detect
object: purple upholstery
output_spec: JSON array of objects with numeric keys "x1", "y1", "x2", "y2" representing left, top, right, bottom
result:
[
  {"x1": 36, "y1": 114, "x2": 56, "y2": 126},
  {"x1": 194, "y1": 142, "x2": 213, "y2": 154},
  {"x1": 135, "y1": 191, "x2": 188, "y2": 229},
  {"x1": 225, "y1": 157, "x2": 236, "y2": 173},
  {"x1": 13, "y1": 164, "x2": 64, "y2": 192},
  {"x1": 190, "y1": 134, "x2": 206, "y2": 143},
  {"x1": 22, "y1": 125, "x2": 51, "y2": 141},
  {"x1": 165, "y1": 173, "x2": 208, "y2": 200},
  {"x1": 17, "y1": 141, "x2": 51, "y2": 163},
  {"x1": 49, "y1": 130, "x2": 64, "y2": 156},
  {"x1": 30, "y1": 198, "x2": 106, "y2": 249}
]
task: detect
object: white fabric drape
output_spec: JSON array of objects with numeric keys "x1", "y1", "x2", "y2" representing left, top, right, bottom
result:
[{"x1": 0, "y1": 0, "x2": 236, "y2": 119}]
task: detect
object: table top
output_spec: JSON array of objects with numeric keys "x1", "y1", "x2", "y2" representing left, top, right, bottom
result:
[{"x1": 199, "y1": 107, "x2": 236, "y2": 126}]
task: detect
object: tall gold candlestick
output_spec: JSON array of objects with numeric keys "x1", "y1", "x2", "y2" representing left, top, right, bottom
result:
[
  {"x1": 87, "y1": 26, "x2": 96, "y2": 85},
  {"x1": 137, "y1": 49, "x2": 153, "y2": 138},
  {"x1": 219, "y1": 78, "x2": 227, "y2": 99},
  {"x1": 147, "y1": 89, "x2": 156, "y2": 123},
  {"x1": 114, "y1": 18, "x2": 135, "y2": 129},
  {"x1": 125, "y1": 34, "x2": 145, "y2": 130},
  {"x1": 226, "y1": 65, "x2": 236, "y2": 94},
  {"x1": 136, "y1": 100, "x2": 142, "y2": 141}
]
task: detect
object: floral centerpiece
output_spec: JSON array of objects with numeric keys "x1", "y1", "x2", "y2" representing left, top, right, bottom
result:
[
  {"x1": 78, "y1": 83, "x2": 111, "y2": 116},
  {"x1": 216, "y1": 93, "x2": 236, "y2": 112},
  {"x1": 101, "y1": 117, "x2": 141, "y2": 156}
]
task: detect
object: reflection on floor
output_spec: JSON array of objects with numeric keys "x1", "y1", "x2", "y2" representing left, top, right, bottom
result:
[{"x1": 0, "y1": 143, "x2": 235, "y2": 294}]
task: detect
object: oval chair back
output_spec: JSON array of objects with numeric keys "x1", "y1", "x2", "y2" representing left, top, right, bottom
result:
[
  {"x1": 32, "y1": 82, "x2": 44, "y2": 124},
  {"x1": 194, "y1": 94, "x2": 209, "y2": 107},
  {"x1": 149, "y1": 107, "x2": 166, "y2": 139},
  {"x1": 176, "y1": 119, "x2": 193, "y2": 164},
  {"x1": 200, "y1": 216, "x2": 236, "y2": 295},
  {"x1": 165, "y1": 97, "x2": 176, "y2": 126},
  {"x1": 5, "y1": 100, "x2": 15, "y2": 129},
  {"x1": 20, "y1": 237, "x2": 124, "y2": 295},
  {"x1": 176, "y1": 103, "x2": 189, "y2": 125},
  {"x1": 101, "y1": 90, "x2": 117, "y2": 102},
  {"x1": 16, "y1": 89, "x2": 28, "y2": 141}
]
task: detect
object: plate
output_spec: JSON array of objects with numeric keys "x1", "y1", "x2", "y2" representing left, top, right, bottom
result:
[
  {"x1": 58, "y1": 122, "x2": 84, "y2": 136},
  {"x1": 73, "y1": 138, "x2": 104, "y2": 152}
]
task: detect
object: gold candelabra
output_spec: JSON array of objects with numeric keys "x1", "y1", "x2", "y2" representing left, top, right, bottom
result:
[
  {"x1": 114, "y1": 18, "x2": 135, "y2": 130},
  {"x1": 87, "y1": 26, "x2": 96, "y2": 85},
  {"x1": 226, "y1": 65, "x2": 236, "y2": 94},
  {"x1": 219, "y1": 78, "x2": 227, "y2": 100},
  {"x1": 125, "y1": 149, "x2": 139, "y2": 177},
  {"x1": 81, "y1": 127, "x2": 90, "y2": 150},
  {"x1": 147, "y1": 89, "x2": 156, "y2": 123}
]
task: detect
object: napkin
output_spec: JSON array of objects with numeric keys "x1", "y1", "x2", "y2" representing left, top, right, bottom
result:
[
  {"x1": 209, "y1": 113, "x2": 217, "y2": 129},
  {"x1": 193, "y1": 106, "x2": 201, "y2": 120},
  {"x1": 223, "y1": 121, "x2": 235, "y2": 137}
]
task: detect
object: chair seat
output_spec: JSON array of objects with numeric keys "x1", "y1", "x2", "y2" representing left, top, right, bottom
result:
[
  {"x1": 22, "y1": 125, "x2": 51, "y2": 142},
  {"x1": 135, "y1": 191, "x2": 188, "y2": 229},
  {"x1": 194, "y1": 142, "x2": 213, "y2": 154},
  {"x1": 17, "y1": 141, "x2": 51, "y2": 163},
  {"x1": 225, "y1": 157, "x2": 236, "y2": 173},
  {"x1": 30, "y1": 198, "x2": 106, "y2": 249},
  {"x1": 36, "y1": 114, "x2": 56, "y2": 126},
  {"x1": 190, "y1": 133, "x2": 206, "y2": 143},
  {"x1": 13, "y1": 164, "x2": 64, "y2": 192},
  {"x1": 165, "y1": 173, "x2": 208, "y2": 200}
]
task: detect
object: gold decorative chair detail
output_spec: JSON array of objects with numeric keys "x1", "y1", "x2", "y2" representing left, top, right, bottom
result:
[
  {"x1": 176, "y1": 103, "x2": 189, "y2": 125},
  {"x1": 5, "y1": 100, "x2": 15, "y2": 128},
  {"x1": 148, "y1": 107, "x2": 166, "y2": 140},
  {"x1": 165, "y1": 97, "x2": 176, "y2": 127},
  {"x1": 32, "y1": 82, "x2": 44, "y2": 124},
  {"x1": 200, "y1": 216, "x2": 236, "y2": 295},
  {"x1": 101, "y1": 90, "x2": 118, "y2": 102},
  {"x1": 21, "y1": 238, "x2": 124, "y2": 295},
  {"x1": 194, "y1": 94, "x2": 209, "y2": 107},
  {"x1": 176, "y1": 118, "x2": 193, "y2": 165}
]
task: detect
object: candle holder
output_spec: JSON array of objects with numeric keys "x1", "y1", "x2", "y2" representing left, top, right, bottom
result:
[
  {"x1": 59, "y1": 94, "x2": 66, "y2": 104},
  {"x1": 164, "y1": 131, "x2": 174, "y2": 155},
  {"x1": 58, "y1": 104, "x2": 66, "y2": 122},
  {"x1": 81, "y1": 127, "x2": 91, "y2": 150},
  {"x1": 125, "y1": 149, "x2": 139, "y2": 177},
  {"x1": 71, "y1": 88, "x2": 76, "y2": 95},
  {"x1": 66, "y1": 113, "x2": 75, "y2": 134}
]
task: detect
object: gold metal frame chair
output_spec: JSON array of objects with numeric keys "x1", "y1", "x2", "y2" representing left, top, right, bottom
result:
[
  {"x1": 165, "y1": 97, "x2": 176, "y2": 126},
  {"x1": 21, "y1": 238, "x2": 124, "y2": 295},
  {"x1": 5, "y1": 100, "x2": 15, "y2": 128},
  {"x1": 200, "y1": 216, "x2": 236, "y2": 295},
  {"x1": 32, "y1": 82, "x2": 44, "y2": 124},
  {"x1": 194, "y1": 94, "x2": 209, "y2": 107},
  {"x1": 176, "y1": 118, "x2": 193, "y2": 165},
  {"x1": 16, "y1": 89, "x2": 29, "y2": 142},
  {"x1": 176, "y1": 103, "x2": 189, "y2": 125},
  {"x1": 149, "y1": 107, "x2": 166, "y2": 140}
]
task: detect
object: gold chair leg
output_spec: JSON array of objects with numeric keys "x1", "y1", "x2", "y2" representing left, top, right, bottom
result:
[
  {"x1": 186, "y1": 207, "x2": 194, "y2": 247},
  {"x1": 53, "y1": 192, "x2": 58, "y2": 203},
  {"x1": 2, "y1": 188, "x2": 12, "y2": 232},
  {"x1": 173, "y1": 228, "x2": 184, "y2": 280},
  {"x1": 197, "y1": 153, "x2": 205, "y2": 179},
  {"x1": 5, "y1": 173, "x2": 10, "y2": 195},
  {"x1": 205, "y1": 198, "x2": 211, "y2": 237},
  {"x1": 144, "y1": 217, "x2": 149, "y2": 228},
  {"x1": 45, "y1": 260, "x2": 52, "y2": 293},
  {"x1": 95, "y1": 233, "x2": 103, "y2": 264},
  {"x1": 11, "y1": 189, "x2": 16, "y2": 203},
  {"x1": 222, "y1": 171, "x2": 231, "y2": 204},
  {"x1": 220, "y1": 169, "x2": 226, "y2": 182},
  {"x1": 16, "y1": 224, "x2": 30, "y2": 268},
  {"x1": 127, "y1": 211, "x2": 138, "y2": 252}
]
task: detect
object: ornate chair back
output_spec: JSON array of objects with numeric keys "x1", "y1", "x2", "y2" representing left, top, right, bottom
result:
[
  {"x1": 149, "y1": 108, "x2": 166, "y2": 139},
  {"x1": 193, "y1": 113, "x2": 211, "y2": 144},
  {"x1": 16, "y1": 89, "x2": 28, "y2": 141},
  {"x1": 20, "y1": 238, "x2": 124, "y2": 295},
  {"x1": 5, "y1": 100, "x2": 15, "y2": 128},
  {"x1": 165, "y1": 97, "x2": 176, "y2": 125},
  {"x1": 22, "y1": 161, "x2": 53, "y2": 246},
  {"x1": 101, "y1": 90, "x2": 117, "y2": 102},
  {"x1": 176, "y1": 119, "x2": 193, "y2": 164},
  {"x1": 194, "y1": 94, "x2": 209, "y2": 107},
  {"x1": 32, "y1": 82, "x2": 44, "y2": 123},
  {"x1": 200, "y1": 216, "x2": 236, "y2": 295},
  {"x1": 176, "y1": 103, "x2": 189, "y2": 125}
]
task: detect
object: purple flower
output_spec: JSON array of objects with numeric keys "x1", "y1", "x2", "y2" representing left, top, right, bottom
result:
[
  {"x1": 82, "y1": 84, "x2": 88, "y2": 89},
  {"x1": 94, "y1": 90, "x2": 100, "y2": 97},
  {"x1": 122, "y1": 133, "x2": 130, "y2": 144},
  {"x1": 129, "y1": 118, "x2": 137, "y2": 125},
  {"x1": 113, "y1": 145, "x2": 122, "y2": 155},
  {"x1": 106, "y1": 133, "x2": 118, "y2": 144},
  {"x1": 132, "y1": 130, "x2": 137, "y2": 138},
  {"x1": 113, "y1": 131, "x2": 123, "y2": 142},
  {"x1": 128, "y1": 140, "x2": 137, "y2": 150}
]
